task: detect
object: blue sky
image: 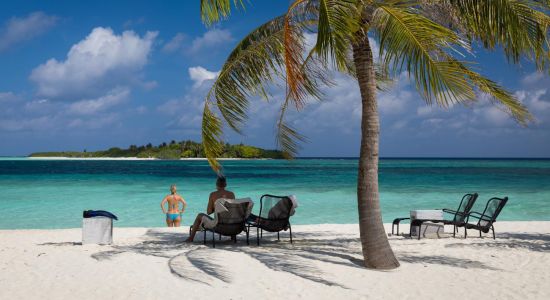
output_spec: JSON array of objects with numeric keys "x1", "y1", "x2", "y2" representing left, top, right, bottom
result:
[{"x1": 1, "y1": 1, "x2": 549, "y2": 157}]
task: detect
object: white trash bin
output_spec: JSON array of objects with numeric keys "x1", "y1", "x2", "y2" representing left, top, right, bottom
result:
[{"x1": 82, "y1": 216, "x2": 113, "y2": 245}]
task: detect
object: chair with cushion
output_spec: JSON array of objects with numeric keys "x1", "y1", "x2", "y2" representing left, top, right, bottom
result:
[
  {"x1": 199, "y1": 198, "x2": 253, "y2": 248},
  {"x1": 246, "y1": 194, "x2": 297, "y2": 245}
]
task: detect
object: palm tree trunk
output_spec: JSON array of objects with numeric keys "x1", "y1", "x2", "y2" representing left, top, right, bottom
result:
[{"x1": 352, "y1": 33, "x2": 400, "y2": 269}]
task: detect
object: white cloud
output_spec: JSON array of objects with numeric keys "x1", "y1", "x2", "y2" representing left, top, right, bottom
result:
[
  {"x1": 0, "y1": 12, "x2": 57, "y2": 52},
  {"x1": 30, "y1": 27, "x2": 158, "y2": 99},
  {"x1": 377, "y1": 73, "x2": 413, "y2": 115},
  {"x1": 162, "y1": 33, "x2": 186, "y2": 53},
  {"x1": 123, "y1": 17, "x2": 146, "y2": 29},
  {"x1": 188, "y1": 66, "x2": 219, "y2": 87},
  {"x1": 0, "y1": 116, "x2": 55, "y2": 132},
  {"x1": 68, "y1": 88, "x2": 130, "y2": 115},
  {"x1": 189, "y1": 29, "x2": 233, "y2": 53},
  {"x1": 0, "y1": 92, "x2": 18, "y2": 103},
  {"x1": 521, "y1": 72, "x2": 545, "y2": 86},
  {"x1": 67, "y1": 113, "x2": 119, "y2": 129}
]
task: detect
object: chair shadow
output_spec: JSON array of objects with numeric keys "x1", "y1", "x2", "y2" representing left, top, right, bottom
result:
[
  {"x1": 444, "y1": 232, "x2": 550, "y2": 253},
  {"x1": 37, "y1": 242, "x2": 82, "y2": 246},
  {"x1": 398, "y1": 253, "x2": 500, "y2": 270}
]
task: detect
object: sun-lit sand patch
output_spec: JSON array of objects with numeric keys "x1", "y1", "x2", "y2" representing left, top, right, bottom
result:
[{"x1": 1, "y1": 222, "x2": 549, "y2": 299}]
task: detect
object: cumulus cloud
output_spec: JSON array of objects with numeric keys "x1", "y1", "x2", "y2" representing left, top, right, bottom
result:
[
  {"x1": 0, "y1": 92, "x2": 19, "y2": 103},
  {"x1": 68, "y1": 88, "x2": 130, "y2": 115},
  {"x1": 162, "y1": 33, "x2": 186, "y2": 53},
  {"x1": 30, "y1": 27, "x2": 158, "y2": 99},
  {"x1": 0, "y1": 12, "x2": 58, "y2": 52},
  {"x1": 188, "y1": 66, "x2": 219, "y2": 87},
  {"x1": 188, "y1": 29, "x2": 233, "y2": 53},
  {"x1": 0, "y1": 116, "x2": 55, "y2": 132}
]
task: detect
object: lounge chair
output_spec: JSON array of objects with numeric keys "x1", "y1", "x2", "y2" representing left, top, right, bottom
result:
[
  {"x1": 199, "y1": 198, "x2": 253, "y2": 248},
  {"x1": 458, "y1": 196, "x2": 508, "y2": 239},
  {"x1": 246, "y1": 194, "x2": 297, "y2": 245},
  {"x1": 391, "y1": 193, "x2": 478, "y2": 238}
]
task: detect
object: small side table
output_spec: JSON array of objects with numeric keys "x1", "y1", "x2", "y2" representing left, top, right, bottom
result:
[{"x1": 410, "y1": 210, "x2": 444, "y2": 239}]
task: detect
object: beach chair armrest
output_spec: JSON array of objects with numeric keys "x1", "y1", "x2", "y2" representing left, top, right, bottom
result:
[
  {"x1": 442, "y1": 208, "x2": 461, "y2": 215},
  {"x1": 392, "y1": 217, "x2": 410, "y2": 225},
  {"x1": 466, "y1": 211, "x2": 492, "y2": 222}
]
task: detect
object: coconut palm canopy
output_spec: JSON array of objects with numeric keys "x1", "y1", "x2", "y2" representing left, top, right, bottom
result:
[
  {"x1": 200, "y1": 0, "x2": 548, "y2": 169},
  {"x1": 199, "y1": 0, "x2": 550, "y2": 269}
]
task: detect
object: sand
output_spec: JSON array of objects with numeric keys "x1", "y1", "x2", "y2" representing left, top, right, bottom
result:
[{"x1": 1, "y1": 222, "x2": 549, "y2": 299}]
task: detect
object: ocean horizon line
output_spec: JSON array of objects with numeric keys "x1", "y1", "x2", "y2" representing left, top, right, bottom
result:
[{"x1": 2, "y1": 156, "x2": 550, "y2": 160}]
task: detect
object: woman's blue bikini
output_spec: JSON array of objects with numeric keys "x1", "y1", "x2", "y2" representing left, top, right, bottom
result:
[{"x1": 166, "y1": 213, "x2": 180, "y2": 221}]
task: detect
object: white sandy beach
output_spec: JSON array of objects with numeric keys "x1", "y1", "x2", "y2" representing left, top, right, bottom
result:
[{"x1": 1, "y1": 222, "x2": 549, "y2": 300}]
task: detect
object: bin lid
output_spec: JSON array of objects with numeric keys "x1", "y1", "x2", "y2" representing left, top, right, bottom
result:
[{"x1": 83, "y1": 210, "x2": 118, "y2": 220}]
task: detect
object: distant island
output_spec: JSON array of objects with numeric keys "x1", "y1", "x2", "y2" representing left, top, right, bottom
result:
[{"x1": 29, "y1": 140, "x2": 285, "y2": 159}]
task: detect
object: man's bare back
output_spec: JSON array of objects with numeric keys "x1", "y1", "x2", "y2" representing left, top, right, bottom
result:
[{"x1": 206, "y1": 190, "x2": 235, "y2": 214}]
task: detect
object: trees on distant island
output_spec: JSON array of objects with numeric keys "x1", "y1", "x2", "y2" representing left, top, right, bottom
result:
[{"x1": 29, "y1": 140, "x2": 284, "y2": 159}]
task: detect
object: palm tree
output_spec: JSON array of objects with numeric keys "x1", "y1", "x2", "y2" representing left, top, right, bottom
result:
[{"x1": 198, "y1": 0, "x2": 549, "y2": 269}]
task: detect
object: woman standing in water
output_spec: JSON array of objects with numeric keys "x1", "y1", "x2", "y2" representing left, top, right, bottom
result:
[{"x1": 160, "y1": 184, "x2": 187, "y2": 227}]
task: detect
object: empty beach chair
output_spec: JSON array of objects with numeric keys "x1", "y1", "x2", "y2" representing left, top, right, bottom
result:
[
  {"x1": 458, "y1": 196, "x2": 508, "y2": 239},
  {"x1": 200, "y1": 198, "x2": 253, "y2": 248},
  {"x1": 246, "y1": 194, "x2": 297, "y2": 245}
]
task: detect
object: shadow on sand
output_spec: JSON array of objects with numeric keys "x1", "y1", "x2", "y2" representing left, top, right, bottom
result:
[
  {"x1": 36, "y1": 228, "x2": 546, "y2": 286},
  {"x1": 444, "y1": 232, "x2": 550, "y2": 253}
]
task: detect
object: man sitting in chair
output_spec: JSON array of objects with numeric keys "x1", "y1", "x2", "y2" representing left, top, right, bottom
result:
[{"x1": 185, "y1": 176, "x2": 235, "y2": 242}]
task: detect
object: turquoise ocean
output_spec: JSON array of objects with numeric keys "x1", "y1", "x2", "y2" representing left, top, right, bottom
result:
[{"x1": 0, "y1": 158, "x2": 549, "y2": 229}]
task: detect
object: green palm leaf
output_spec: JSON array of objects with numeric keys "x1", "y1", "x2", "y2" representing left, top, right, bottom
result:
[
  {"x1": 449, "y1": 0, "x2": 550, "y2": 70},
  {"x1": 200, "y1": 0, "x2": 245, "y2": 26},
  {"x1": 315, "y1": 0, "x2": 360, "y2": 71},
  {"x1": 372, "y1": 4, "x2": 475, "y2": 107}
]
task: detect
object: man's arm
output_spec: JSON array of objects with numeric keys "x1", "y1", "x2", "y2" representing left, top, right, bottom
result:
[
  {"x1": 160, "y1": 197, "x2": 167, "y2": 214},
  {"x1": 206, "y1": 193, "x2": 215, "y2": 215}
]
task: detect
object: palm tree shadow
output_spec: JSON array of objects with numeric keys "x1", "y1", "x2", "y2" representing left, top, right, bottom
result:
[
  {"x1": 223, "y1": 246, "x2": 351, "y2": 289},
  {"x1": 168, "y1": 249, "x2": 233, "y2": 285},
  {"x1": 185, "y1": 249, "x2": 232, "y2": 283}
]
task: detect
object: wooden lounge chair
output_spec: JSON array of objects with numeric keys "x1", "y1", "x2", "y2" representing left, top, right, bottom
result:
[
  {"x1": 458, "y1": 196, "x2": 508, "y2": 239},
  {"x1": 391, "y1": 193, "x2": 478, "y2": 237},
  {"x1": 246, "y1": 194, "x2": 297, "y2": 245},
  {"x1": 199, "y1": 198, "x2": 252, "y2": 248}
]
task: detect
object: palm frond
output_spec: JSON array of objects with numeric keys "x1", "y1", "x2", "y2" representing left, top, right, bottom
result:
[
  {"x1": 449, "y1": 0, "x2": 550, "y2": 71},
  {"x1": 208, "y1": 15, "x2": 288, "y2": 134},
  {"x1": 315, "y1": 0, "x2": 360, "y2": 71},
  {"x1": 460, "y1": 63, "x2": 534, "y2": 124},
  {"x1": 276, "y1": 95, "x2": 308, "y2": 158},
  {"x1": 372, "y1": 3, "x2": 475, "y2": 107},
  {"x1": 200, "y1": 0, "x2": 245, "y2": 26},
  {"x1": 201, "y1": 102, "x2": 224, "y2": 172},
  {"x1": 201, "y1": 10, "x2": 328, "y2": 169},
  {"x1": 284, "y1": 0, "x2": 310, "y2": 108}
]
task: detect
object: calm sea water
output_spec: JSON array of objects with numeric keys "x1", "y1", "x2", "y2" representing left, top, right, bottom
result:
[{"x1": 0, "y1": 158, "x2": 549, "y2": 229}]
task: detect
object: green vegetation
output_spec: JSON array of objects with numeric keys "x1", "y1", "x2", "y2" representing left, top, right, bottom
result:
[{"x1": 29, "y1": 140, "x2": 284, "y2": 159}]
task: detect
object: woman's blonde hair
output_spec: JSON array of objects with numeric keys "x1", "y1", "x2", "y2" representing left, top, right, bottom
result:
[{"x1": 170, "y1": 184, "x2": 177, "y2": 194}]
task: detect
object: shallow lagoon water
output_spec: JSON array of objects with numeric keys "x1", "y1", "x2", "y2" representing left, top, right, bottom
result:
[{"x1": 0, "y1": 158, "x2": 549, "y2": 229}]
